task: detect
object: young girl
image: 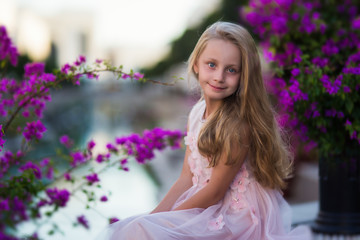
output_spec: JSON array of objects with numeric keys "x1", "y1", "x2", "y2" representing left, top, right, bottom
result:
[{"x1": 97, "y1": 21, "x2": 312, "y2": 239}]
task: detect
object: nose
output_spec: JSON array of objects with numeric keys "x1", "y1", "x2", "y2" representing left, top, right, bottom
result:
[{"x1": 213, "y1": 69, "x2": 225, "y2": 82}]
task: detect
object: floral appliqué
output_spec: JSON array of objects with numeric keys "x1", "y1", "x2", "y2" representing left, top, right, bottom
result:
[
  {"x1": 208, "y1": 214, "x2": 225, "y2": 231},
  {"x1": 250, "y1": 206, "x2": 259, "y2": 225},
  {"x1": 229, "y1": 166, "x2": 250, "y2": 211},
  {"x1": 184, "y1": 132, "x2": 212, "y2": 188}
]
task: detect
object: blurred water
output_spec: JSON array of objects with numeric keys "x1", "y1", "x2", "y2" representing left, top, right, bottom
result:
[{"x1": 15, "y1": 79, "x2": 194, "y2": 239}]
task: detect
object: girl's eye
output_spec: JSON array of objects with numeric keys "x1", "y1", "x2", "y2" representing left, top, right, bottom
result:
[
  {"x1": 208, "y1": 62, "x2": 215, "y2": 68},
  {"x1": 228, "y1": 68, "x2": 237, "y2": 73}
]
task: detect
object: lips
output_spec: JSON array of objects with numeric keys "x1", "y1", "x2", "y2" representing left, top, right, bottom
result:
[{"x1": 208, "y1": 83, "x2": 226, "y2": 90}]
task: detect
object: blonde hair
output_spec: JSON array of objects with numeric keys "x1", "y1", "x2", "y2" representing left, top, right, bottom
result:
[{"x1": 188, "y1": 22, "x2": 293, "y2": 190}]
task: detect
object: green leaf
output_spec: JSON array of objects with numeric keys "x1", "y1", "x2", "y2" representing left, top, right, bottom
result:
[{"x1": 346, "y1": 100, "x2": 354, "y2": 114}]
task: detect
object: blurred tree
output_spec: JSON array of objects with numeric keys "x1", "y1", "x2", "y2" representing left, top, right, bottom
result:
[{"x1": 142, "y1": 0, "x2": 249, "y2": 77}]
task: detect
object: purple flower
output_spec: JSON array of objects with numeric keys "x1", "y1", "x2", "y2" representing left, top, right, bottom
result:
[
  {"x1": 350, "y1": 131, "x2": 357, "y2": 140},
  {"x1": 60, "y1": 135, "x2": 73, "y2": 148},
  {"x1": 74, "y1": 55, "x2": 86, "y2": 66},
  {"x1": 320, "y1": 23, "x2": 327, "y2": 34},
  {"x1": 271, "y1": 16, "x2": 288, "y2": 35},
  {"x1": 312, "y1": 57, "x2": 329, "y2": 68},
  {"x1": 70, "y1": 151, "x2": 87, "y2": 167},
  {"x1": 288, "y1": 78, "x2": 308, "y2": 101},
  {"x1": 345, "y1": 119, "x2": 352, "y2": 126},
  {"x1": 109, "y1": 217, "x2": 119, "y2": 224},
  {"x1": 61, "y1": 63, "x2": 71, "y2": 74},
  {"x1": 23, "y1": 120, "x2": 47, "y2": 141},
  {"x1": 77, "y1": 215, "x2": 90, "y2": 229},
  {"x1": 85, "y1": 173, "x2": 100, "y2": 185},
  {"x1": 95, "y1": 154, "x2": 105, "y2": 163},
  {"x1": 337, "y1": 111, "x2": 344, "y2": 118},
  {"x1": 291, "y1": 68, "x2": 301, "y2": 77},
  {"x1": 304, "y1": 140, "x2": 317, "y2": 152},
  {"x1": 79, "y1": 55, "x2": 86, "y2": 63},
  {"x1": 40, "y1": 158, "x2": 50, "y2": 167},
  {"x1": 24, "y1": 62, "x2": 45, "y2": 77},
  {"x1": 322, "y1": 40, "x2": 339, "y2": 56},
  {"x1": 352, "y1": 16, "x2": 360, "y2": 29},
  {"x1": 46, "y1": 188, "x2": 70, "y2": 207},
  {"x1": 19, "y1": 161, "x2": 42, "y2": 179},
  {"x1": 0, "y1": 26, "x2": 19, "y2": 66},
  {"x1": 320, "y1": 74, "x2": 342, "y2": 95},
  {"x1": 87, "y1": 140, "x2": 96, "y2": 151},
  {"x1": 343, "y1": 86, "x2": 351, "y2": 93},
  {"x1": 106, "y1": 143, "x2": 118, "y2": 152},
  {"x1": 300, "y1": 14, "x2": 316, "y2": 34},
  {"x1": 12, "y1": 197, "x2": 28, "y2": 220},
  {"x1": 0, "y1": 199, "x2": 9, "y2": 211},
  {"x1": 64, "y1": 172, "x2": 72, "y2": 181},
  {"x1": 100, "y1": 196, "x2": 108, "y2": 202},
  {"x1": 0, "y1": 124, "x2": 5, "y2": 152}
]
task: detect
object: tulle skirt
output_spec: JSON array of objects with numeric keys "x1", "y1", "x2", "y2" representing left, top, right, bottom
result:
[{"x1": 95, "y1": 181, "x2": 312, "y2": 240}]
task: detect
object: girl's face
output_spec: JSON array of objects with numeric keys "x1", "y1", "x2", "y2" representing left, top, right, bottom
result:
[{"x1": 194, "y1": 39, "x2": 241, "y2": 104}]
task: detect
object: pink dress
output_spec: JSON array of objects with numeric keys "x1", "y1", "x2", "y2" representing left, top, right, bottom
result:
[{"x1": 97, "y1": 100, "x2": 312, "y2": 240}]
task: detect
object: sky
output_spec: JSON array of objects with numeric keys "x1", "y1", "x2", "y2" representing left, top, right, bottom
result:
[{"x1": 0, "y1": 0, "x2": 220, "y2": 68}]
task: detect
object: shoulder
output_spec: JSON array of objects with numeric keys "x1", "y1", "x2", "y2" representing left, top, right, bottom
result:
[
  {"x1": 188, "y1": 99, "x2": 205, "y2": 122},
  {"x1": 187, "y1": 99, "x2": 205, "y2": 132}
]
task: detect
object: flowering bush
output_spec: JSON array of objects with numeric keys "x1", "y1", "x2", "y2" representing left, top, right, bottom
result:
[
  {"x1": 241, "y1": 0, "x2": 360, "y2": 158},
  {"x1": 0, "y1": 25, "x2": 184, "y2": 239}
]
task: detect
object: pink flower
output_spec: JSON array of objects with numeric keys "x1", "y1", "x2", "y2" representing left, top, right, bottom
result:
[
  {"x1": 122, "y1": 74, "x2": 131, "y2": 79},
  {"x1": 230, "y1": 192, "x2": 247, "y2": 210},
  {"x1": 133, "y1": 72, "x2": 144, "y2": 80},
  {"x1": 250, "y1": 207, "x2": 259, "y2": 225},
  {"x1": 208, "y1": 214, "x2": 225, "y2": 231},
  {"x1": 100, "y1": 195, "x2": 108, "y2": 202}
]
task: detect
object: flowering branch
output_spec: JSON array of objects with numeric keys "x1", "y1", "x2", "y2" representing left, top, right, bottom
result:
[{"x1": 0, "y1": 24, "x2": 185, "y2": 239}]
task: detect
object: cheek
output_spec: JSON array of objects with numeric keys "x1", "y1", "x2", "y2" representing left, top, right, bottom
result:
[{"x1": 231, "y1": 76, "x2": 241, "y2": 88}]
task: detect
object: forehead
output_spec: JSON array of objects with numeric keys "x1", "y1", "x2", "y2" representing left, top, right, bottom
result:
[{"x1": 200, "y1": 39, "x2": 241, "y2": 65}]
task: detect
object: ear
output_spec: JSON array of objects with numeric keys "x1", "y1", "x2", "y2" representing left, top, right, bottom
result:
[{"x1": 193, "y1": 62, "x2": 199, "y2": 75}]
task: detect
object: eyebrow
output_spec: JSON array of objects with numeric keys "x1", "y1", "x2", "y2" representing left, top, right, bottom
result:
[{"x1": 205, "y1": 58, "x2": 240, "y2": 67}]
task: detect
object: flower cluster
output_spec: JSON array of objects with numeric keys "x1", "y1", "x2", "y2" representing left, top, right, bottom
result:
[
  {"x1": 0, "y1": 26, "x2": 18, "y2": 66},
  {"x1": 23, "y1": 120, "x2": 47, "y2": 141},
  {"x1": 43, "y1": 188, "x2": 70, "y2": 208},
  {"x1": 113, "y1": 127, "x2": 184, "y2": 164},
  {"x1": 0, "y1": 23, "x2": 184, "y2": 239},
  {"x1": 242, "y1": 0, "x2": 360, "y2": 157}
]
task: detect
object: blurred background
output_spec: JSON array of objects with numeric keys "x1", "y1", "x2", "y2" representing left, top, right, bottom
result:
[{"x1": 0, "y1": 0, "x2": 318, "y2": 238}]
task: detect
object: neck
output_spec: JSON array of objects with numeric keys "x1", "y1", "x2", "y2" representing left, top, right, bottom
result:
[{"x1": 203, "y1": 97, "x2": 223, "y2": 119}]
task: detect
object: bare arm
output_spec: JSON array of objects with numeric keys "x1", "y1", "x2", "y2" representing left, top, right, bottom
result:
[
  {"x1": 150, "y1": 146, "x2": 193, "y2": 213},
  {"x1": 174, "y1": 134, "x2": 249, "y2": 211}
]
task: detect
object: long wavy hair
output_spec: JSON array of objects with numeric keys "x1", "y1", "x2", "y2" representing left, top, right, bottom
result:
[{"x1": 188, "y1": 22, "x2": 293, "y2": 190}]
